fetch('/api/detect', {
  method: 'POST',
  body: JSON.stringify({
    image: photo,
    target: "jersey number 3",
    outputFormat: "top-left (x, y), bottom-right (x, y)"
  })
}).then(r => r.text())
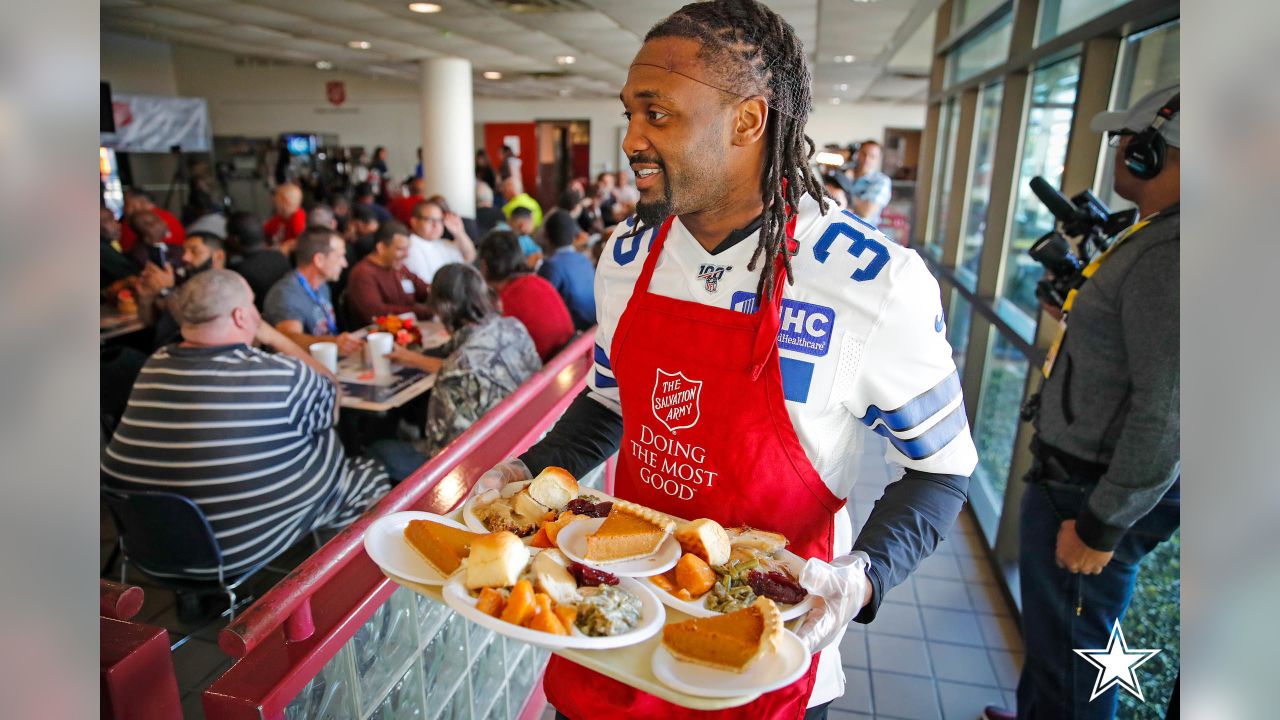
top-left (812, 212), bottom-right (889, 281)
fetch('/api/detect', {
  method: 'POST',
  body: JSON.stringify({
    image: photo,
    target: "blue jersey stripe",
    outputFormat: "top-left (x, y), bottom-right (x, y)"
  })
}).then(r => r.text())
top-left (593, 344), bottom-right (611, 370)
top-left (594, 369), bottom-right (618, 389)
top-left (779, 357), bottom-right (814, 403)
top-left (859, 372), bottom-right (962, 433)
top-left (873, 404), bottom-right (968, 461)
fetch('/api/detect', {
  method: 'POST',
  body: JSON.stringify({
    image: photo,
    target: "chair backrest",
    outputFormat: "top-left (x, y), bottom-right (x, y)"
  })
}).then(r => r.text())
top-left (102, 486), bottom-right (223, 577)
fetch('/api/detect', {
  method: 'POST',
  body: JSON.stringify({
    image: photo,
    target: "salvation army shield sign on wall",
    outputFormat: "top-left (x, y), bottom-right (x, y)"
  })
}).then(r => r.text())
top-left (652, 369), bottom-right (702, 433)
top-left (326, 81), bottom-right (346, 107)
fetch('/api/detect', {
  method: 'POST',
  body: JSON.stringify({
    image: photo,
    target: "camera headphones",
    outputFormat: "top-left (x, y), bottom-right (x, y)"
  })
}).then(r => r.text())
top-left (1123, 93), bottom-right (1179, 180)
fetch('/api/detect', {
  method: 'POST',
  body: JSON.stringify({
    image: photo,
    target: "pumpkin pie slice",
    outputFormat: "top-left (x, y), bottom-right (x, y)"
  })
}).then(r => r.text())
top-left (404, 519), bottom-right (483, 576)
top-left (584, 500), bottom-right (675, 563)
top-left (661, 597), bottom-right (783, 673)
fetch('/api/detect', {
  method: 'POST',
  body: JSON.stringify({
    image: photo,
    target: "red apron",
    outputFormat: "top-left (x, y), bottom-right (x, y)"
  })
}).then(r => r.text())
top-left (544, 216), bottom-right (844, 720)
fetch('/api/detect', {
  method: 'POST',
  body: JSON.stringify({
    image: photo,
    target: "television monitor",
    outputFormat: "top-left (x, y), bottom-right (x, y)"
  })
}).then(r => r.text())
top-left (285, 134), bottom-right (315, 156)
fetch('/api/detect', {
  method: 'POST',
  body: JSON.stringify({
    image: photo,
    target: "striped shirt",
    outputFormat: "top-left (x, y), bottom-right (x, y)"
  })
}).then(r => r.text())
top-left (102, 343), bottom-right (389, 579)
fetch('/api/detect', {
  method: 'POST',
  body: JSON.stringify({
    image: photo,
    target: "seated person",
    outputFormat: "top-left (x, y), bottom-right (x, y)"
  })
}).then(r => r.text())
top-left (475, 180), bottom-right (506, 237)
top-left (227, 211), bottom-right (291, 311)
top-left (508, 206), bottom-right (543, 268)
top-left (101, 269), bottom-right (391, 581)
top-left (405, 199), bottom-right (476, 284)
top-left (136, 220), bottom-right (228, 348)
top-left (477, 230), bottom-right (574, 362)
top-left (501, 176), bottom-right (543, 230)
top-left (263, 226), bottom-right (362, 357)
top-left (537, 210), bottom-right (597, 330)
top-left (371, 264), bottom-right (542, 481)
top-left (348, 204), bottom-right (381, 265)
top-left (119, 187), bottom-right (185, 253)
top-left (345, 221), bottom-right (433, 324)
top-left (101, 206), bottom-right (139, 288)
top-left (263, 182), bottom-right (306, 249)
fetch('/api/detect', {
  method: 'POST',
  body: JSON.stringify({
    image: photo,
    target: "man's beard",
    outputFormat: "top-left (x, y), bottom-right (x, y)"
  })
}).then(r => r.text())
top-left (635, 174), bottom-right (674, 227)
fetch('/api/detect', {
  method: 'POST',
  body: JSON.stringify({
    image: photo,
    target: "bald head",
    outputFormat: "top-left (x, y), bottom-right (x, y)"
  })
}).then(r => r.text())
top-left (273, 183), bottom-right (303, 216)
top-left (171, 269), bottom-right (259, 347)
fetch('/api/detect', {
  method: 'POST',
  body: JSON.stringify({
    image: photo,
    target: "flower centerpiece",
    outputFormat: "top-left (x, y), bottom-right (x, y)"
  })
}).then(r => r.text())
top-left (374, 314), bottom-right (422, 348)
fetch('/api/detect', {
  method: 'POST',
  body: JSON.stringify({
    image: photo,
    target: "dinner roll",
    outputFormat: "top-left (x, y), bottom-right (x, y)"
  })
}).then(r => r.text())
top-left (675, 518), bottom-right (731, 566)
top-left (465, 531), bottom-right (529, 590)
top-left (527, 466), bottom-right (579, 511)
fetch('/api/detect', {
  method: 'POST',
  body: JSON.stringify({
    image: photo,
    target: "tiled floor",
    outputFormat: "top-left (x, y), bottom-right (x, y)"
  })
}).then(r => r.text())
top-left (828, 446), bottom-right (1023, 720)
top-left (106, 439), bottom-right (1023, 720)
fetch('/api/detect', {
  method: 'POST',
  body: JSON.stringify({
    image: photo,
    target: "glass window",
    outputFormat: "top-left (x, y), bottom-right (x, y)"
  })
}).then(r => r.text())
top-left (1099, 21), bottom-right (1180, 210)
top-left (972, 326), bottom-right (1031, 516)
top-left (946, 289), bottom-right (973, 377)
top-left (954, 0), bottom-right (1005, 29)
top-left (948, 11), bottom-right (1013, 85)
top-left (958, 82), bottom-right (1004, 283)
top-left (1003, 55), bottom-right (1081, 328)
top-left (929, 98), bottom-right (960, 253)
top-left (1038, 0), bottom-right (1128, 43)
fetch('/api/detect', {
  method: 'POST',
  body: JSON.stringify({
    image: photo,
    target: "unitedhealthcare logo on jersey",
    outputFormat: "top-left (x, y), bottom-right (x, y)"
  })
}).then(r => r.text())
top-left (652, 369), bottom-right (702, 433)
top-left (730, 291), bottom-right (836, 357)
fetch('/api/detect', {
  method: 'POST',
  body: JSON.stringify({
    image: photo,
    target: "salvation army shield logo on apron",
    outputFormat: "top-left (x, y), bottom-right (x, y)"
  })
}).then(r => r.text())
top-left (651, 369), bottom-right (702, 433)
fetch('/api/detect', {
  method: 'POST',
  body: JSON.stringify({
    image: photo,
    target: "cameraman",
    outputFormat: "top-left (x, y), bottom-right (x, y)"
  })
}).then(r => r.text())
top-left (989, 85), bottom-right (1181, 720)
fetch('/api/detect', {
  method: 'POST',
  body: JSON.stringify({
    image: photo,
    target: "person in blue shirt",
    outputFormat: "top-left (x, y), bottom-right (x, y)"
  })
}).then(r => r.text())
top-left (509, 206), bottom-right (543, 268)
top-left (537, 210), bottom-right (596, 330)
top-left (846, 140), bottom-right (893, 226)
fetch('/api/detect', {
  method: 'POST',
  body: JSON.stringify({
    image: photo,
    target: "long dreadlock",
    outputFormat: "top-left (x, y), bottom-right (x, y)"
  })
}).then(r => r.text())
top-left (623, 0), bottom-right (827, 303)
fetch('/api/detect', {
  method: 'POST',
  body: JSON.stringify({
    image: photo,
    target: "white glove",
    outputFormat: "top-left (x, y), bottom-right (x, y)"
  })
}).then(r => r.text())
top-left (471, 458), bottom-right (532, 497)
top-left (795, 551), bottom-right (872, 655)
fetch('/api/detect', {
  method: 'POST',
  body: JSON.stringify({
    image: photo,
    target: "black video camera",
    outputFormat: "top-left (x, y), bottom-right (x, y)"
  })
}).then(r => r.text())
top-left (1026, 176), bottom-right (1137, 308)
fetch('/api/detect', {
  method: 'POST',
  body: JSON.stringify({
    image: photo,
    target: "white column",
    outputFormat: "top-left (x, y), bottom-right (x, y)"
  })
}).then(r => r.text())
top-left (419, 57), bottom-right (475, 218)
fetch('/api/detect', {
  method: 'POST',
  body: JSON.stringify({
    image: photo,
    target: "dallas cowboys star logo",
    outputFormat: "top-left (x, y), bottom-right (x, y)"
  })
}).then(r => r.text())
top-left (1074, 620), bottom-right (1162, 702)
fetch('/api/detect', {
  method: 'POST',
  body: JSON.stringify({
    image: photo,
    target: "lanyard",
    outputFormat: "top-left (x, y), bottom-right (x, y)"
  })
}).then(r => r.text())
top-left (1042, 212), bottom-right (1158, 379)
top-left (294, 271), bottom-right (336, 333)
top-left (1060, 214), bottom-right (1155, 313)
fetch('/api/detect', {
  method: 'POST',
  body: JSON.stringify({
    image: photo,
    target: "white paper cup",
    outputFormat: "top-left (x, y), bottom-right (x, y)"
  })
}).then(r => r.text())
top-left (309, 342), bottom-right (338, 374)
top-left (366, 332), bottom-right (394, 383)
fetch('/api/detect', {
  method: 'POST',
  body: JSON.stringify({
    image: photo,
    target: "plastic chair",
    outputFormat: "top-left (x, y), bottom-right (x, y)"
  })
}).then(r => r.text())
top-left (101, 486), bottom-right (282, 649)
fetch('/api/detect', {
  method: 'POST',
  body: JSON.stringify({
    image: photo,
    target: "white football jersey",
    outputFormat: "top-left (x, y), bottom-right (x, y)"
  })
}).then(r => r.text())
top-left (590, 193), bottom-right (978, 498)
top-left (587, 194), bottom-right (978, 706)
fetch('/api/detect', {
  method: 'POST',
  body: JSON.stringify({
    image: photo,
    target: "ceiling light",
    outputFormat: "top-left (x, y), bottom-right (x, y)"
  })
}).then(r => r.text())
top-left (315, 60), bottom-right (333, 70)
top-left (835, 83), bottom-right (848, 91)
top-left (483, 71), bottom-right (503, 80)
top-left (834, 54), bottom-right (856, 63)
top-left (559, 88), bottom-right (572, 97)
top-left (830, 98), bottom-right (842, 105)
top-left (348, 40), bottom-right (372, 50)
top-left (556, 55), bottom-right (576, 65)
top-left (408, 2), bottom-right (442, 12)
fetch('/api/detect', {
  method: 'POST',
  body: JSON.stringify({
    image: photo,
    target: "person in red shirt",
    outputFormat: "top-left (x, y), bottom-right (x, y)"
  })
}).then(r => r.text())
top-left (345, 221), bottom-right (433, 325)
top-left (476, 230), bottom-right (574, 361)
top-left (263, 183), bottom-right (306, 249)
top-left (119, 188), bottom-right (185, 252)
top-left (388, 177), bottom-right (426, 226)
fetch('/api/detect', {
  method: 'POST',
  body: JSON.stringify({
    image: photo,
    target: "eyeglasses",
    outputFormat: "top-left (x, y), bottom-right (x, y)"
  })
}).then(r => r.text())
top-left (1107, 131), bottom-right (1134, 147)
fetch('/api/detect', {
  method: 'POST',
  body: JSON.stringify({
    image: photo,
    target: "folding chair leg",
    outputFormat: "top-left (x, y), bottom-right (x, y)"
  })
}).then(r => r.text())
top-left (226, 588), bottom-right (237, 622)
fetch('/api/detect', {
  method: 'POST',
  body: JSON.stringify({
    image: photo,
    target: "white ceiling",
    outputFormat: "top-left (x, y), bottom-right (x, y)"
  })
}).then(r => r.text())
top-left (102, 0), bottom-right (938, 103)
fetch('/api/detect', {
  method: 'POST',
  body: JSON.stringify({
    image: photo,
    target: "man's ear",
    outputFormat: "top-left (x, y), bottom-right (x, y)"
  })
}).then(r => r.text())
top-left (731, 96), bottom-right (769, 147)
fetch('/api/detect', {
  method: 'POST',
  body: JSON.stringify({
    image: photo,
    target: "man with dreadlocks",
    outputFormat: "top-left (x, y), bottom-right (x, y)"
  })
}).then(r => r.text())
top-left (477, 2), bottom-right (977, 717)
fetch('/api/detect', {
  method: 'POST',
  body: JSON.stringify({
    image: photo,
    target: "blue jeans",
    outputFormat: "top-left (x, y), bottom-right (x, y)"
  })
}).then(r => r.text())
top-left (364, 439), bottom-right (428, 484)
top-left (1016, 475), bottom-right (1179, 720)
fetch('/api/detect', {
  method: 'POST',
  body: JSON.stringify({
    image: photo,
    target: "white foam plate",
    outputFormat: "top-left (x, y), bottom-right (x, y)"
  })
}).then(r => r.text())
top-left (651, 629), bottom-right (811, 698)
top-left (648, 550), bottom-right (817, 621)
top-left (460, 481), bottom-right (613, 539)
top-left (557, 517), bottom-right (681, 578)
top-left (441, 572), bottom-right (665, 650)
top-left (364, 511), bottom-right (470, 585)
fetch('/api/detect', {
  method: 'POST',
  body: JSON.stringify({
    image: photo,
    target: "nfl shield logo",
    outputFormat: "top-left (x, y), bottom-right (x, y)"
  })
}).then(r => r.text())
top-left (652, 369), bottom-right (702, 433)
top-left (326, 81), bottom-right (346, 107)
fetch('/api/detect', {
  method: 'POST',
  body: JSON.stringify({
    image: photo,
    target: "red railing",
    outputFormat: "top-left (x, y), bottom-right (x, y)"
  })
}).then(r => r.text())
top-left (203, 332), bottom-right (597, 720)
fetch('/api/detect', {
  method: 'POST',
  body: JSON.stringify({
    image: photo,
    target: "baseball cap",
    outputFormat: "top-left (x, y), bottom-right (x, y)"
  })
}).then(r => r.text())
top-left (1091, 83), bottom-right (1180, 147)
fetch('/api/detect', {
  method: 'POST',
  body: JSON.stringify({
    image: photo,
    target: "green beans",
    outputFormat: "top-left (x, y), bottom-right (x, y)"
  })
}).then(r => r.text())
top-left (706, 560), bottom-right (759, 613)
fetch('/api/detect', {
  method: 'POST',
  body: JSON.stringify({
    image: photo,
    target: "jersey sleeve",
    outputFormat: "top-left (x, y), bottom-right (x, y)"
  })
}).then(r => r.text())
top-left (845, 255), bottom-right (978, 476)
top-left (585, 220), bottom-right (636, 416)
